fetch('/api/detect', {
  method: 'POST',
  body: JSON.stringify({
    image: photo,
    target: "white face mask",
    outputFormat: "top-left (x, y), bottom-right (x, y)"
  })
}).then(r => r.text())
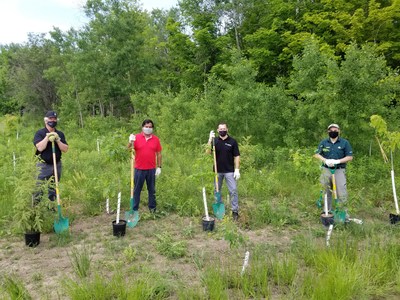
top-left (143, 127), bottom-right (153, 135)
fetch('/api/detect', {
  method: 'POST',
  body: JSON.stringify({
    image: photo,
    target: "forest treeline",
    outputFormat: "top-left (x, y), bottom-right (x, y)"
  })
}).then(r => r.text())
top-left (0, 0), bottom-right (400, 154)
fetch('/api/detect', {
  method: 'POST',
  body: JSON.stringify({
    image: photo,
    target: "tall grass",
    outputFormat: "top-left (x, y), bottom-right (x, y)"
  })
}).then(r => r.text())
top-left (69, 246), bottom-right (92, 278)
top-left (0, 274), bottom-right (32, 299)
top-left (63, 271), bottom-right (173, 300)
top-left (3, 115), bottom-right (400, 298)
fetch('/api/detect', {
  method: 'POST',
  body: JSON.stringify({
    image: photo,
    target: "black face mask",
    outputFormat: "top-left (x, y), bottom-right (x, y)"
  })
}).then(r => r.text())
top-left (47, 121), bottom-right (57, 128)
top-left (219, 130), bottom-right (227, 137)
top-left (329, 131), bottom-right (339, 138)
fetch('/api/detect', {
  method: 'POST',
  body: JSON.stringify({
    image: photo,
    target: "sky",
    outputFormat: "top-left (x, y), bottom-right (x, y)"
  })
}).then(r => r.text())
top-left (0, 0), bottom-right (178, 45)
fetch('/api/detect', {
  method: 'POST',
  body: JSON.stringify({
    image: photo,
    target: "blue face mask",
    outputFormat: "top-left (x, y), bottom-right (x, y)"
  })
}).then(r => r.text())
top-left (47, 121), bottom-right (57, 128)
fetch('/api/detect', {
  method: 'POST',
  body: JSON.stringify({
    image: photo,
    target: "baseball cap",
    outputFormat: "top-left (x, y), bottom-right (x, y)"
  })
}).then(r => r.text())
top-left (45, 111), bottom-right (57, 118)
top-left (327, 123), bottom-right (340, 130)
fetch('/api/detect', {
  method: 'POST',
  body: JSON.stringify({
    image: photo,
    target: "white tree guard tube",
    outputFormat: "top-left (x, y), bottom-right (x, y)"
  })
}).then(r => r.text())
top-left (241, 251), bottom-right (250, 275)
top-left (324, 193), bottom-right (329, 216)
top-left (326, 224), bottom-right (334, 247)
top-left (116, 192), bottom-right (121, 224)
top-left (202, 187), bottom-right (209, 221)
top-left (391, 170), bottom-right (400, 214)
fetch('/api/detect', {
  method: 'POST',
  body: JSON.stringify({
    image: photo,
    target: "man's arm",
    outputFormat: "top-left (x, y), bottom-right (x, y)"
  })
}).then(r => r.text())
top-left (56, 139), bottom-right (69, 153)
top-left (313, 153), bottom-right (326, 163)
top-left (338, 156), bottom-right (353, 164)
top-left (234, 155), bottom-right (240, 169)
top-left (156, 151), bottom-right (162, 168)
top-left (35, 135), bottom-right (50, 152)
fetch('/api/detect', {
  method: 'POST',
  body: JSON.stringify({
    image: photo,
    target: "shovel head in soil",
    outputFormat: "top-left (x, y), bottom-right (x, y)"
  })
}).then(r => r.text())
top-left (125, 208), bottom-right (139, 228)
top-left (334, 209), bottom-right (347, 224)
top-left (389, 213), bottom-right (400, 224)
top-left (212, 202), bottom-right (225, 220)
top-left (54, 205), bottom-right (69, 234)
top-left (212, 192), bottom-right (225, 220)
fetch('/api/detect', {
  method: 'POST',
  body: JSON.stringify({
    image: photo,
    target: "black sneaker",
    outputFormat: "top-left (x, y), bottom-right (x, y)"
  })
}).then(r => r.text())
top-left (232, 211), bottom-right (239, 221)
top-left (149, 208), bottom-right (157, 214)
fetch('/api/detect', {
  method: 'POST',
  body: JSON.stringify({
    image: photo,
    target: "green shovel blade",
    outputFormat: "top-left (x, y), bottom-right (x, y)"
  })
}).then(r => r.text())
top-left (125, 198), bottom-right (139, 228)
top-left (54, 205), bottom-right (69, 234)
top-left (213, 191), bottom-right (225, 220)
top-left (125, 210), bottom-right (139, 228)
top-left (212, 202), bottom-right (225, 220)
top-left (334, 209), bottom-right (346, 223)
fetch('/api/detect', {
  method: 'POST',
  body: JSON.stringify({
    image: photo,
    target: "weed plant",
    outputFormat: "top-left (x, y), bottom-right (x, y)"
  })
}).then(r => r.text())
top-left (69, 245), bottom-right (92, 278)
top-left (63, 271), bottom-right (173, 300)
top-left (0, 274), bottom-right (32, 299)
top-left (218, 217), bottom-right (247, 248)
top-left (155, 232), bottom-right (187, 259)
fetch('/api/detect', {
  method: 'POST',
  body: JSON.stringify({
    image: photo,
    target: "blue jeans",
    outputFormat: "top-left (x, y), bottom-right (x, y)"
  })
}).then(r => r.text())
top-left (133, 168), bottom-right (156, 211)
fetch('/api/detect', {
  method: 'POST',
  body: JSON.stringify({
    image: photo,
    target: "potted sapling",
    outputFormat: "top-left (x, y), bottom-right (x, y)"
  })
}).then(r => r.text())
top-left (12, 157), bottom-right (50, 247)
top-left (13, 184), bottom-right (49, 247)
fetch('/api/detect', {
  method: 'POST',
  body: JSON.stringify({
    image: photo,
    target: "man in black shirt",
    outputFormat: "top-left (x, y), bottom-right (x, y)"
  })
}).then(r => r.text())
top-left (33, 111), bottom-right (69, 202)
top-left (207, 122), bottom-right (241, 219)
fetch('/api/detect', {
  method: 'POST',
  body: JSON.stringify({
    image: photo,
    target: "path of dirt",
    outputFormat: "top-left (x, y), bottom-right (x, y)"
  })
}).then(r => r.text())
top-left (0, 212), bottom-right (307, 299)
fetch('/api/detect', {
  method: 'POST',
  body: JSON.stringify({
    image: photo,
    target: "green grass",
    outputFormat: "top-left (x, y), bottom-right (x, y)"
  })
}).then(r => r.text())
top-left (2, 115), bottom-right (400, 299)
top-left (69, 245), bottom-right (92, 278)
top-left (1, 274), bottom-right (32, 300)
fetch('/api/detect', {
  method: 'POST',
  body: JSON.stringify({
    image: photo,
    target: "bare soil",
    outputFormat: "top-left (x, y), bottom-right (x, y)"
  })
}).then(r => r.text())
top-left (0, 212), bottom-right (304, 299)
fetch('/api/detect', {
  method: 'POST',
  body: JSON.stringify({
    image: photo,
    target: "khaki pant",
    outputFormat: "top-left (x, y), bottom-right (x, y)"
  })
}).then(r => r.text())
top-left (320, 168), bottom-right (347, 211)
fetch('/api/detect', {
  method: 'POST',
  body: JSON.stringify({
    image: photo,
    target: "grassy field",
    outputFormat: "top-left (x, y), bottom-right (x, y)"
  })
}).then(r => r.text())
top-left (1, 115), bottom-right (400, 299)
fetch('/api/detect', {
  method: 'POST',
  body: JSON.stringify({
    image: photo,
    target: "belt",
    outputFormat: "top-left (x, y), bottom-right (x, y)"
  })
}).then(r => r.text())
top-left (324, 166), bottom-right (345, 170)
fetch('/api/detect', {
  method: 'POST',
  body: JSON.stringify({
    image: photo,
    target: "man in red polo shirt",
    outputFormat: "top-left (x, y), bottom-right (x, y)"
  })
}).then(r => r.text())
top-left (128, 119), bottom-right (162, 213)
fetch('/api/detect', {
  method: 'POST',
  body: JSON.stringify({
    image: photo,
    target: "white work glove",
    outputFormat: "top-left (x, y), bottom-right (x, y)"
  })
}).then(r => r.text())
top-left (324, 159), bottom-right (335, 167)
top-left (332, 159), bottom-right (341, 165)
top-left (155, 167), bottom-right (161, 177)
top-left (234, 169), bottom-right (240, 180)
top-left (129, 134), bottom-right (136, 142)
top-left (208, 130), bottom-right (215, 143)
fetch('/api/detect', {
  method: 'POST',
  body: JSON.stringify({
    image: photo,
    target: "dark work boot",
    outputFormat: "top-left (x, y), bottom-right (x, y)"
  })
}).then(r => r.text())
top-left (232, 211), bottom-right (239, 221)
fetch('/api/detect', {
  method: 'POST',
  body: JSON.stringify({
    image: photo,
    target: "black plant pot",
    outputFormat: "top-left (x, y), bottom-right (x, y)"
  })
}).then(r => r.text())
top-left (25, 231), bottom-right (41, 247)
top-left (112, 220), bottom-right (127, 237)
top-left (389, 213), bottom-right (400, 224)
top-left (320, 212), bottom-right (335, 227)
top-left (202, 216), bottom-right (215, 232)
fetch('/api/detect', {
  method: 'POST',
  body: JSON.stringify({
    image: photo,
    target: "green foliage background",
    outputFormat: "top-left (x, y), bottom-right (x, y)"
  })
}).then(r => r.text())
top-left (2, 2), bottom-right (400, 298)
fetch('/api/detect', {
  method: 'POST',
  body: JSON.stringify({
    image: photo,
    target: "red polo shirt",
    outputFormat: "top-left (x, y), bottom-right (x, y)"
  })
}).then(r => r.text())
top-left (134, 133), bottom-right (162, 170)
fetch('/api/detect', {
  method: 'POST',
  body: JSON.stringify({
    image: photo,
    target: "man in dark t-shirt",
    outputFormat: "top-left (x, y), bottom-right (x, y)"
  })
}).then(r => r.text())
top-left (33, 111), bottom-right (69, 202)
top-left (207, 122), bottom-right (241, 220)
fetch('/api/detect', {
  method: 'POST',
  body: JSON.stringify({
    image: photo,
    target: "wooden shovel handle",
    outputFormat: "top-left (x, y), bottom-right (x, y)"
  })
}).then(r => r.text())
top-left (131, 141), bottom-right (135, 199)
top-left (51, 141), bottom-right (61, 206)
top-left (212, 138), bottom-right (219, 193)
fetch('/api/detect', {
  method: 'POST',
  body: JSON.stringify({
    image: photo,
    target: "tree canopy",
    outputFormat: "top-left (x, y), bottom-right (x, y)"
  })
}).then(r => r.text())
top-left (0, 0), bottom-right (399, 154)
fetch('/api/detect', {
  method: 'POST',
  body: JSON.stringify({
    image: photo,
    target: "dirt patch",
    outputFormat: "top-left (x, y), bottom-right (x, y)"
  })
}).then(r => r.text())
top-left (0, 212), bottom-right (304, 299)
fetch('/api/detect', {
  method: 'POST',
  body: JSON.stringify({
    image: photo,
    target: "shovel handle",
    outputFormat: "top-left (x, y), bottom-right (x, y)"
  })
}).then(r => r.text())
top-left (51, 141), bottom-right (61, 207)
top-left (130, 142), bottom-right (135, 199)
top-left (212, 138), bottom-right (219, 193)
top-left (331, 173), bottom-right (337, 200)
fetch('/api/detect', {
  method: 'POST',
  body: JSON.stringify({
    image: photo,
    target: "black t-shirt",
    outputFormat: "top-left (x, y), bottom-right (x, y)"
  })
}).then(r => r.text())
top-left (214, 136), bottom-right (240, 173)
top-left (33, 128), bottom-right (67, 164)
